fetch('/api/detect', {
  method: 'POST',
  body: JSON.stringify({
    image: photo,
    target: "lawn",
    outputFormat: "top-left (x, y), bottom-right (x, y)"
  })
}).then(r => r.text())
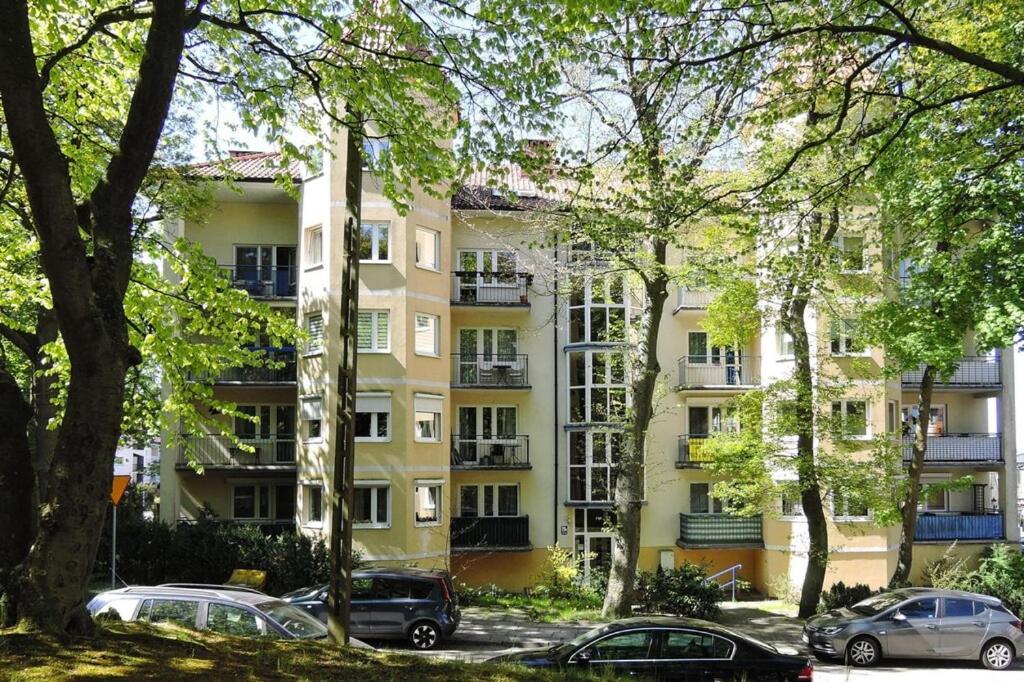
top-left (0, 622), bottom-right (568, 681)
top-left (465, 591), bottom-right (606, 624)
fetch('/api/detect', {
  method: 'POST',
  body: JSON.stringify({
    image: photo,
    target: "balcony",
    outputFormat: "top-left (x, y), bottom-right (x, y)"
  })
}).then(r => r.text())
top-left (451, 435), bottom-right (530, 469)
top-left (451, 515), bottom-right (531, 551)
top-left (451, 271), bottom-right (532, 306)
top-left (451, 354), bottom-right (529, 389)
top-left (675, 289), bottom-right (715, 310)
top-left (678, 513), bottom-right (763, 548)
top-left (221, 264), bottom-right (296, 298)
top-left (677, 357), bottom-right (760, 390)
top-left (212, 348), bottom-right (297, 384)
top-left (902, 356), bottom-right (1000, 389)
top-left (176, 434), bottom-right (297, 470)
top-left (915, 513), bottom-right (1004, 541)
top-left (902, 434), bottom-right (1003, 466)
top-left (676, 435), bottom-right (716, 468)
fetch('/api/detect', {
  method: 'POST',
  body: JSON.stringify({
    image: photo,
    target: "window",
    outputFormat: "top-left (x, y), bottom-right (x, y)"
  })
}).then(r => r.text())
top-left (305, 313), bottom-right (324, 354)
top-left (362, 138), bottom-right (391, 169)
top-left (459, 484), bottom-right (519, 517)
top-left (778, 329), bottom-right (794, 358)
top-left (568, 350), bottom-right (627, 423)
top-left (919, 480), bottom-right (948, 511)
top-left (359, 221), bottom-right (390, 262)
top-left (354, 483), bottom-right (390, 528)
top-left (357, 310), bottom-right (390, 352)
top-left (661, 631), bottom-right (733, 659)
top-left (414, 313), bottom-right (440, 356)
top-left (781, 492), bottom-right (804, 517)
top-left (413, 394), bottom-right (442, 442)
top-left (899, 598), bottom-right (938, 620)
top-left (207, 603), bottom-right (262, 637)
top-left (690, 483), bottom-right (723, 514)
top-left (886, 400), bottom-right (898, 433)
top-left (832, 489), bottom-right (869, 519)
top-left (305, 484), bottom-right (324, 525)
top-left (568, 273), bottom-right (627, 343)
top-left (301, 397), bottom-right (323, 441)
top-left (414, 481), bottom-right (442, 525)
top-left (832, 400), bottom-right (869, 438)
top-left (830, 319), bottom-right (865, 355)
top-left (944, 598), bottom-right (977, 618)
top-left (304, 225), bottom-right (323, 268)
top-left (568, 431), bottom-right (624, 502)
top-left (355, 393), bottom-right (390, 442)
top-left (834, 234), bottom-right (866, 271)
top-left (139, 599), bottom-right (199, 628)
top-left (585, 631), bottom-right (656, 661)
top-left (95, 598), bottom-right (140, 621)
top-left (232, 484), bottom-right (270, 519)
top-left (415, 227), bottom-right (440, 270)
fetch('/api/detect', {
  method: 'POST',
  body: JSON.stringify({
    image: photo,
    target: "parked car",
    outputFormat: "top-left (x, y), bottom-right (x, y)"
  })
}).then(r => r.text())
top-left (487, 617), bottom-right (814, 681)
top-left (281, 567), bottom-right (460, 650)
top-left (87, 585), bottom-right (346, 643)
top-left (803, 587), bottom-right (1024, 670)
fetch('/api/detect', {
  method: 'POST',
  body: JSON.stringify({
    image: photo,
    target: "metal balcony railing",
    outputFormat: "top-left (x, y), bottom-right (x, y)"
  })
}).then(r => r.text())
top-left (451, 515), bottom-right (530, 550)
top-left (213, 348), bottom-right (297, 384)
top-left (902, 356), bottom-right (1000, 387)
top-left (221, 264), bottom-right (297, 297)
top-left (902, 434), bottom-right (1002, 464)
top-left (450, 271), bottom-right (532, 305)
top-left (678, 513), bottom-right (763, 547)
top-left (677, 356), bottom-right (760, 389)
top-left (451, 434), bottom-right (530, 468)
top-left (677, 434), bottom-right (717, 467)
top-left (176, 434), bottom-right (297, 468)
top-left (451, 354), bottom-right (529, 388)
top-left (676, 289), bottom-right (716, 309)
top-left (914, 513), bottom-right (1003, 541)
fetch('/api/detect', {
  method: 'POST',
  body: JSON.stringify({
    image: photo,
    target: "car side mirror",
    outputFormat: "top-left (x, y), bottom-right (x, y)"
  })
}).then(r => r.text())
top-left (892, 611), bottom-right (906, 622)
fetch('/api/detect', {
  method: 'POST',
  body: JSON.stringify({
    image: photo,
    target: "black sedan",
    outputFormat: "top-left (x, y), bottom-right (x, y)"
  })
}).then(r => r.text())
top-left (488, 617), bottom-right (813, 681)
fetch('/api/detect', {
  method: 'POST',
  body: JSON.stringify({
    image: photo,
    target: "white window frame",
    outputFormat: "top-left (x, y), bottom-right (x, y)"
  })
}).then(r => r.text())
top-left (832, 490), bottom-right (870, 521)
top-left (415, 226), bottom-right (441, 272)
top-left (689, 482), bottom-right (724, 515)
top-left (303, 483), bottom-right (325, 527)
top-left (304, 225), bottom-right (323, 269)
top-left (777, 329), bottom-right (794, 359)
top-left (353, 481), bottom-right (391, 529)
top-left (567, 350), bottom-right (629, 424)
top-left (919, 476), bottom-right (950, 512)
top-left (567, 273), bottom-right (628, 344)
top-left (413, 479), bottom-right (443, 527)
top-left (355, 393), bottom-right (391, 443)
top-left (360, 221), bottom-right (391, 263)
top-left (886, 400), bottom-right (899, 434)
top-left (458, 483), bottom-right (520, 518)
top-left (832, 399), bottom-right (871, 439)
top-left (230, 483), bottom-right (272, 520)
top-left (781, 491), bottom-right (804, 519)
top-left (414, 312), bottom-right (440, 357)
top-left (305, 311), bottom-right (324, 355)
top-left (567, 430), bottom-right (624, 503)
top-left (414, 393), bottom-right (443, 443)
top-left (834, 234), bottom-right (866, 272)
top-left (300, 396), bottom-right (323, 442)
top-left (830, 318), bottom-right (868, 356)
top-left (357, 309), bottom-right (390, 353)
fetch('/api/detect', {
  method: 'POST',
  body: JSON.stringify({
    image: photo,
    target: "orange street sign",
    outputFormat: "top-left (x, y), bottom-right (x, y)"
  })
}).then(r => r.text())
top-left (111, 475), bottom-right (131, 506)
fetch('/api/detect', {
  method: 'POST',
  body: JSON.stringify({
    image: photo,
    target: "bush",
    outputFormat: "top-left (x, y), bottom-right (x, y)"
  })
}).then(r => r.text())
top-left (820, 582), bottom-right (876, 612)
top-left (533, 545), bottom-right (592, 600)
top-left (922, 543), bottom-right (976, 591)
top-left (766, 574), bottom-right (800, 605)
top-left (973, 544), bottom-right (1024, 617)
top-left (635, 563), bottom-right (722, 620)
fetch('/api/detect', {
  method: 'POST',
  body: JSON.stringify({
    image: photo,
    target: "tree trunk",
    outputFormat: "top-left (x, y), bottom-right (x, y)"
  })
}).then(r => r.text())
top-left (0, 365), bottom-right (34, 627)
top-left (890, 365), bottom-right (936, 586)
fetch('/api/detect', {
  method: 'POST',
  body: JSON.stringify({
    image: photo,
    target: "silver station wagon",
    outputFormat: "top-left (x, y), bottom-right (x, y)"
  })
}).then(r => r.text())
top-left (803, 588), bottom-right (1024, 670)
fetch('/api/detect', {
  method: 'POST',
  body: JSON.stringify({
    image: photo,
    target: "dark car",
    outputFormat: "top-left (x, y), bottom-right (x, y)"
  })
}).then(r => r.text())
top-left (488, 617), bottom-right (814, 681)
top-left (281, 567), bottom-right (460, 650)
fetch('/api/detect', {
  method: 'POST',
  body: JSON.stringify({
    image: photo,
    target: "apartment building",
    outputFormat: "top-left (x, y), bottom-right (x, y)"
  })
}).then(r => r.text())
top-left (159, 139), bottom-right (1019, 594)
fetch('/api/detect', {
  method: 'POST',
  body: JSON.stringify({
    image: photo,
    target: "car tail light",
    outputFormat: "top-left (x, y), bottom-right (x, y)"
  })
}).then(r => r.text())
top-left (1011, 620), bottom-right (1023, 632)
top-left (797, 662), bottom-right (813, 682)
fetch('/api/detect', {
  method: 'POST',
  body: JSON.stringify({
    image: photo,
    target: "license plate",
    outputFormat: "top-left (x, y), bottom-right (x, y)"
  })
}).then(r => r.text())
top-left (802, 633), bottom-right (809, 643)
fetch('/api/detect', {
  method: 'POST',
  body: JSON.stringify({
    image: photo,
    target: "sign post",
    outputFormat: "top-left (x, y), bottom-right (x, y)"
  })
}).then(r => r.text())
top-left (110, 474), bottom-right (131, 589)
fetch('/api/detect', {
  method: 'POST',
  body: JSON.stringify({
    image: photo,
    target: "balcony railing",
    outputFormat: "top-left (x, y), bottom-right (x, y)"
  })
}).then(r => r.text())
top-left (451, 434), bottom-right (530, 468)
top-left (902, 356), bottom-right (1000, 388)
top-left (676, 289), bottom-right (716, 309)
top-left (451, 515), bottom-right (530, 550)
top-left (221, 264), bottom-right (297, 298)
top-left (677, 356), bottom-right (760, 389)
top-left (451, 354), bottom-right (529, 388)
top-left (902, 434), bottom-right (1002, 465)
top-left (915, 513), bottom-right (1003, 541)
top-left (213, 348), bottom-right (297, 384)
top-left (451, 271), bottom-right (531, 305)
top-left (678, 513), bottom-right (763, 547)
top-left (677, 435), bottom-right (717, 467)
top-left (176, 434), bottom-right (297, 469)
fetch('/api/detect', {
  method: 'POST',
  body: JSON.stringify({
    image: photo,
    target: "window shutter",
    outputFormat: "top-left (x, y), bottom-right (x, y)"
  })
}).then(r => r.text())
top-left (356, 393), bottom-right (390, 414)
top-left (414, 394), bottom-right (443, 414)
top-left (301, 398), bottom-right (322, 421)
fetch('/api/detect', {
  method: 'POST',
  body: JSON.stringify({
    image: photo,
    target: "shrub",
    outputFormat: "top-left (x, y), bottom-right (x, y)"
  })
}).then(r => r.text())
top-left (533, 545), bottom-right (588, 600)
top-left (973, 544), bottom-right (1024, 617)
top-left (766, 574), bottom-right (800, 605)
top-left (820, 582), bottom-right (876, 612)
top-left (922, 543), bottom-right (976, 591)
top-left (635, 563), bottom-right (722, 620)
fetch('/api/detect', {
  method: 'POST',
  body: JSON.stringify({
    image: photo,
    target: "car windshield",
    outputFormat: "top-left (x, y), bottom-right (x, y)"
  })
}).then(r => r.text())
top-left (849, 592), bottom-right (907, 616)
top-left (256, 600), bottom-right (328, 639)
top-left (552, 623), bottom-right (619, 655)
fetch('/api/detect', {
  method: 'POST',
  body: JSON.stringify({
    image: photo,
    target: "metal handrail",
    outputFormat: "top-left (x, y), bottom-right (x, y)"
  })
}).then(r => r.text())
top-left (703, 563), bottom-right (743, 602)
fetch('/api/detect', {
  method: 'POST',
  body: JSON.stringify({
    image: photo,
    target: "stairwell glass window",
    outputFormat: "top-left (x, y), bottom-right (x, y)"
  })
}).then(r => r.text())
top-left (414, 480), bottom-right (442, 525)
top-left (359, 221), bottom-right (390, 262)
top-left (415, 227), bottom-right (440, 271)
top-left (568, 350), bottom-right (628, 424)
top-left (357, 310), bottom-right (389, 353)
top-left (568, 430), bottom-right (624, 502)
top-left (355, 393), bottom-right (390, 442)
top-left (305, 312), bottom-right (324, 354)
top-left (831, 399), bottom-right (870, 439)
top-left (304, 225), bottom-right (322, 268)
top-left (830, 318), bottom-right (866, 355)
top-left (414, 394), bottom-right (443, 443)
top-left (300, 397), bottom-right (323, 441)
top-left (833, 234), bottom-right (866, 271)
top-left (414, 313), bottom-right (440, 356)
top-left (354, 483), bottom-right (390, 528)
top-left (568, 273), bottom-right (627, 343)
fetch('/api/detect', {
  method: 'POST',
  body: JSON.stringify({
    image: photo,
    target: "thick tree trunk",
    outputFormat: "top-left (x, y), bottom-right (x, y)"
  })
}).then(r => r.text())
top-left (890, 365), bottom-right (936, 586)
top-left (0, 365), bottom-right (34, 627)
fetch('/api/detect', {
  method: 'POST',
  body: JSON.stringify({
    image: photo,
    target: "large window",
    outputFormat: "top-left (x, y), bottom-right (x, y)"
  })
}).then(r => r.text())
top-left (354, 483), bottom-right (390, 528)
top-left (689, 483), bottom-right (723, 514)
top-left (300, 397), bottom-right (323, 441)
top-left (830, 318), bottom-right (865, 355)
top-left (568, 350), bottom-right (627, 423)
top-left (415, 227), bottom-right (440, 270)
top-left (414, 313), bottom-right (440, 356)
top-left (458, 248), bottom-right (516, 277)
top-left (414, 480), bottom-right (442, 525)
top-left (357, 310), bottom-right (390, 352)
top-left (233, 404), bottom-right (296, 462)
top-left (304, 225), bottom-right (322, 268)
top-left (355, 393), bottom-right (390, 442)
top-left (458, 484), bottom-right (519, 517)
top-left (568, 430), bottom-right (623, 502)
top-left (568, 273), bottom-right (627, 343)
top-left (832, 399), bottom-right (869, 438)
top-left (232, 484), bottom-right (270, 519)
top-left (359, 221), bottom-right (390, 262)
top-left (305, 312), bottom-right (324, 354)
top-left (413, 394), bottom-right (443, 443)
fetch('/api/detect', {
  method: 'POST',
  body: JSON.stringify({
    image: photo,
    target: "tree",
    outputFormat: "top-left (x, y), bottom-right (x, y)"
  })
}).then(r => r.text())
top-left (0, 0), bottom-right (551, 634)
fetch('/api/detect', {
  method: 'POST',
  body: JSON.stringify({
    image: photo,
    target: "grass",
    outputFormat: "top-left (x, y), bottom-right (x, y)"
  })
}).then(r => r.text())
top-left (464, 592), bottom-right (607, 623)
top-left (0, 622), bottom-right (575, 681)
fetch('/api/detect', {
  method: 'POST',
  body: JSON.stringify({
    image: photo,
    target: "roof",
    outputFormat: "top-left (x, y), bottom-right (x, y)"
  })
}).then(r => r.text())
top-left (93, 585), bottom-right (274, 606)
top-left (453, 165), bottom-right (565, 211)
top-left (189, 150), bottom-right (303, 182)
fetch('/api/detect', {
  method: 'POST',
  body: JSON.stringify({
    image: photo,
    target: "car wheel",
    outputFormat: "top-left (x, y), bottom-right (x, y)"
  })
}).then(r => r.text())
top-left (981, 640), bottom-right (1015, 671)
top-left (409, 621), bottom-right (441, 650)
top-left (846, 636), bottom-right (880, 667)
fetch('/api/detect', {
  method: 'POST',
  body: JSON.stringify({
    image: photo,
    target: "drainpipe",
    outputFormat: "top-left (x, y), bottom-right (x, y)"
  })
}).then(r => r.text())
top-left (553, 239), bottom-right (560, 546)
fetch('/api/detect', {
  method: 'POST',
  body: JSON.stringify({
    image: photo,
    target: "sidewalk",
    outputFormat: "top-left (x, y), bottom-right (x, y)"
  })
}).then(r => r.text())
top-left (453, 605), bottom-right (598, 648)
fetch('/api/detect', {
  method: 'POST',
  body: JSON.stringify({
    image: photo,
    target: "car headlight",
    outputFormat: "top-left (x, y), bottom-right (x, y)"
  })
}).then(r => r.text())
top-left (821, 625), bottom-right (847, 635)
